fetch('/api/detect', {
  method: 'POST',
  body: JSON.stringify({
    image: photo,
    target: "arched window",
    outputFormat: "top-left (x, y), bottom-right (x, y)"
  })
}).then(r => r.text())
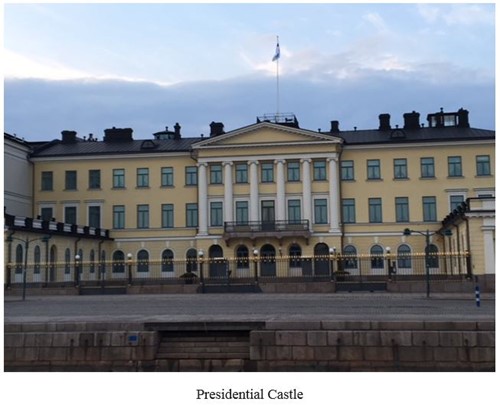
top-left (370, 245), bottom-right (384, 269)
top-left (289, 244), bottom-right (302, 267)
top-left (49, 245), bottom-right (57, 282)
top-left (100, 251), bottom-right (106, 274)
top-left (78, 249), bottom-right (83, 275)
top-left (65, 248), bottom-right (71, 274)
top-left (425, 244), bottom-right (439, 268)
top-left (186, 248), bottom-right (198, 272)
top-left (236, 245), bottom-right (249, 269)
top-left (162, 249), bottom-right (174, 272)
top-left (113, 250), bottom-right (125, 273)
top-left (15, 244), bottom-right (23, 274)
top-left (137, 250), bottom-right (149, 272)
top-left (343, 245), bottom-right (358, 269)
top-left (397, 244), bottom-right (412, 269)
top-left (34, 245), bottom-right (41, 274)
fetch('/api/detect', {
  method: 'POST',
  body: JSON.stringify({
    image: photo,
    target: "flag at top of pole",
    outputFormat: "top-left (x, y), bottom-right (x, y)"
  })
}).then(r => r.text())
top-left (272, 37), bottom-right (280, 61)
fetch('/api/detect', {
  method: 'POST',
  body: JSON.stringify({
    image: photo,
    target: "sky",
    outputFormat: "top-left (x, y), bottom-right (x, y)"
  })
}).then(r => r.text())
top-left (2, 1), bottom-right (496, 141)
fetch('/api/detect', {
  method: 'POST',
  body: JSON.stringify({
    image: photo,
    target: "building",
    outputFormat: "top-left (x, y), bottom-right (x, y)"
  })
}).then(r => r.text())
top-left (3, 108), bottom-right (495, 290)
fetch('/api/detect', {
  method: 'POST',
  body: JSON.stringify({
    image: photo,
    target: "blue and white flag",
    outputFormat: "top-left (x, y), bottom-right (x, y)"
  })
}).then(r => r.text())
top-left (272, 41), bottom-right (280, 62)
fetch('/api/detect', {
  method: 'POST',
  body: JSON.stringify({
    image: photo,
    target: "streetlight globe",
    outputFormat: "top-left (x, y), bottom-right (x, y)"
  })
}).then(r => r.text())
top-left (253, 248), bottom-right (259, 256)
top-left (127, 253), bottom-right (133, 260)
top-left (75, 254), bottom-right (81, 261)
top-left (385, 246), bottom-right (391, 253)
top-left (198, 249), bottom-right (204, 258)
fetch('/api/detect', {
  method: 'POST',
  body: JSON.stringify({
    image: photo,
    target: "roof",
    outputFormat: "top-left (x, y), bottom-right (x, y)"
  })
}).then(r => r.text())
top-left (338, 126), bottom-right (494, 145)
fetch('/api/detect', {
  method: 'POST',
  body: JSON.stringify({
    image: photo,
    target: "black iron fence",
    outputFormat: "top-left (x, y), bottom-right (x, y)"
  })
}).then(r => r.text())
top-left (5, 252), bottom-right (471, 288)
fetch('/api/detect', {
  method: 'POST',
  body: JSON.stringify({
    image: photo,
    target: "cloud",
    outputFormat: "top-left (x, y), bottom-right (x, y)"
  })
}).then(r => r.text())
top-left (417, 4), bottom-right (494, 26)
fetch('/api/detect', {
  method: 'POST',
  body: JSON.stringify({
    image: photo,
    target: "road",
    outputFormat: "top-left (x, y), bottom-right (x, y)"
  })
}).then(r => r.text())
top-left (4, 292), bottom-right (494, 323)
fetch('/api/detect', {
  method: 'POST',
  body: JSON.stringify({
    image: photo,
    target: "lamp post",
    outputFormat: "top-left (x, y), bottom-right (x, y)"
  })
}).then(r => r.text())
top-left (74, 254), bottom-right (81, 287)
top-left (5, 234), bottom-right (51, 301)
top-left (198, 249), bottom-right (205, 292)
top-left (127, 253), bottom-right (133, 285)
top-left (329, 247), bottom-right (336, 282)
top-left (385, 246), bottom-right (392, 281)
top-left (253, 248), bottom-right (259, 286)
top-left (403, 228), bottom-right (452, 298)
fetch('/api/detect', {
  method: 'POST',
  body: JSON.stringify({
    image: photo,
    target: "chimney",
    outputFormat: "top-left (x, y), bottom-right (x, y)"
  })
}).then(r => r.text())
top-left (174, 122), bottom-right (181, 139)
top-left (403, 111), bottom-right (420, 130)
top-left (378, 114), bottom-right (391, 131)
top-left (61, 130), bottom-right (77, 143)
top-left (330, 120), bottom-right (340, 133)
top-left (210, 122), bottom-right (225, 137)
top-left (103, 127), bottom-right (134, 142)
top-left (457, 108), bottom-right (470, 128)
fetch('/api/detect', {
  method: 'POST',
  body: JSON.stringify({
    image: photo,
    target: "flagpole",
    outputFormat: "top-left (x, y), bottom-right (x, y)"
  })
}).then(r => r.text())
top-left (276, 36), bottom-right (280, 118)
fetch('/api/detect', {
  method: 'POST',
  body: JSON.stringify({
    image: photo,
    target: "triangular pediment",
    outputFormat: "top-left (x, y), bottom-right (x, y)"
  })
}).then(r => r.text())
top-left (192, 122), bottom-right (342, 149)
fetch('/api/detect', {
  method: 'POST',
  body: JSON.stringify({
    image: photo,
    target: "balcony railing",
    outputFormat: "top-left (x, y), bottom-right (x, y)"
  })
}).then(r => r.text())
top-left (223, 220), bottom-right (311, 242)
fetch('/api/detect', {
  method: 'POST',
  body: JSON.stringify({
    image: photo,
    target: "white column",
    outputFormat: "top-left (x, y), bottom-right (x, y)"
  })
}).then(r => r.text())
top-left (328, 156), bottom-right (340, 233)
top-left (223, 162), bottom-right (233, 224)
top-left (301, 159), bottom-right (312, 225)
top-left (483, 224), bottom-right (495, 274)
top-left (197, 162), bottom-right (208, 236)
top-left (275, 159), bottom-right (286, 222)
top-left (249, 161), bottom-right (259, 222)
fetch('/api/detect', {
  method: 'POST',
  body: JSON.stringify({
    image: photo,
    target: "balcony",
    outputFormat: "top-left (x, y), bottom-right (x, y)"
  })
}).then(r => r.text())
top-left (223, 220), bottom-right (311, 244)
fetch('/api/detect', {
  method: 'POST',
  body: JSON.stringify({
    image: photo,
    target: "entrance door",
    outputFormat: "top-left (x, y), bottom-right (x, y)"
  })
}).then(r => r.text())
top-left (260, 244), bottom-right (276, 277)
top-left (314, 243), bottom-right (330, 276)
top-left (209, 245), bottom-right (226, 278)
top-left (261, 200), bottom-right (275, 231)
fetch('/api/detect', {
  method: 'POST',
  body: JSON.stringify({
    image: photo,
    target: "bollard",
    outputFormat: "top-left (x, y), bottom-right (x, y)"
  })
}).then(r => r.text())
top-left (475, 276), bottom-right (480, 307)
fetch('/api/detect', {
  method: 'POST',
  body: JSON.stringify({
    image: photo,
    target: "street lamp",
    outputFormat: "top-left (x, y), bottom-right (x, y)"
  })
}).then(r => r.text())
top-left (329, 247), bottom-right (336, 282)
top-left (74, 254), bottom-right (81, 287)
top-left (253, 248), bottom-right (259, 286)
top-left (198, 249), bottom-right (205, 292)
top-left (385, 246), bottom-right (392, 281)
top-left (403, 228), bottom-right (452, 298)
top-left (127, 253), bottom-right (133, 285)
top-left (6, 234), bottom-right (51, 301)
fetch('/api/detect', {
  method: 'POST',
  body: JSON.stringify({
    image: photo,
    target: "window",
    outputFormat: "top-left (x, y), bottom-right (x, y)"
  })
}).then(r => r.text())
top-left (89, 170), bottom-right (101, 189)
top-left (41, 171), bottom-right (53, 191)
top-left (397, 245), bottom-right (412, 268)
top-left (367, 160), bottom-right (381, 180)
top-left (113, 205), bottom-right (125, 229)
top-left (314, 199), bottom-right (328, 224)
top-left (287, 199), bottom-right (301, 223)
top-left (65, 248), bottom-right (71, 274)
top-left (88, 206), bottom-right (101, 228)
top-left (448, 156), bottom-right (462, 177)
top-left (394, 159), bottom-right (408, 179)
top-left (420, 158), bottom-right (435, 178)
top-left (289, 244), bottom-right (302, 268)
top-left (426, 244), bottom-right (439, 268)
top-left (210, 202), bottom-right (223, 227)
top-left (89, 250), bottom-right (95, 274)
top-left (313, 161), bottom-right (327, 181)
top-left (34, 246), bottom-right (41, 274)
top-left (343, 245), bottom-right (358, 269)
top-left (476, 155), bottom-right (491, 176)
top-left (161, 204), bottom-right (174, 228)
top-left (137, 250), bottom-right (149, 273)
top-left (370, 245), bottom-right (384, 269)
top-left (161, 167), bottom-right (174, 186)
top-left (112, 251), bottom-right (125, 273)
top-left (342, 199), bottom-right (356, 224)
top-left (162, 249), bottom-right (174, 272)
top-left (236, 245), bottom-right (249, 269)
top-left (210, 165), bottom-right (222, 184)
top-left (186, 203), bottom-right (198, 227)
top-left (450, 195), bottom-right (464, 211)
top-left (137, 168), bottom-right (149, 187)
top-left (235, 201), bottom-right (248, 224)
top-left (137, 204), bottom-right (149, 229)
top-left (341, 160), bottom-right (354, 180)
top-left (40, 207), bottom-right (53, 221)
top-left (369, 198), bottom-right (382, 223)
top-left (65, 170), bottom-right (77, 190)
top-left (15, 244), bottom-right (23, 274)
top-left (113, 169), bottom-right (125, 188)
top-left (235, 163), bottom-right (248, 183)
top-left (395, 197), bottom-right (409, 222)
top-left (186, 249), bottom-right (198, 272)
top-left (185, 166), bottom-right (198, 185)
top-left (423, 196), bottom-right (437, 222)
top-left (287, 162), bottom-right (300, 182)
top-left (64, 206), bottom-right (77, 225)
top-left (261, 163), bottom-right (274, 183)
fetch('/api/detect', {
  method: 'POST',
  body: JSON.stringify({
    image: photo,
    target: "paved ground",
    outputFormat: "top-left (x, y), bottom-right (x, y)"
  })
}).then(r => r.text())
top-left (4, 292), bottom-right (495, 323)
